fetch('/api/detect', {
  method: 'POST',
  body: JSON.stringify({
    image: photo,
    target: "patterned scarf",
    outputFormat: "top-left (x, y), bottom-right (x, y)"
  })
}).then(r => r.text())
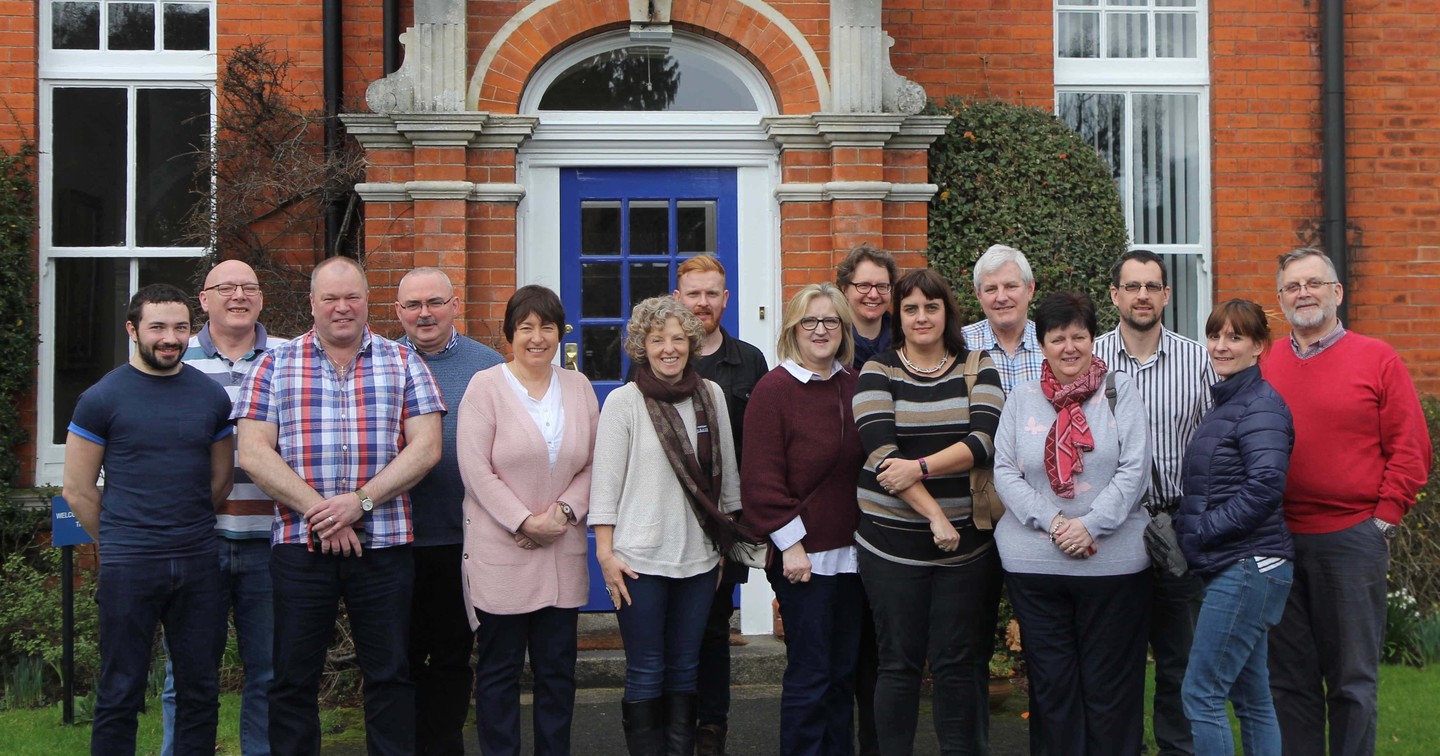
top-left (1040, 355), bottom-right (1109, 498)
top-left (635, 362), bottom-right (734, 553)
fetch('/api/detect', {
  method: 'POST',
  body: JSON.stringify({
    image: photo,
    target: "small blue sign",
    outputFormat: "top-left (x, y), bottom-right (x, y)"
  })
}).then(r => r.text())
top-left (51, 496), bottom-right (94, 547)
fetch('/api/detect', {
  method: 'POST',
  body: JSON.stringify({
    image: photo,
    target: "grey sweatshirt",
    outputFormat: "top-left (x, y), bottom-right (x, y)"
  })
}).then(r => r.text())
top-left (588, 381), bottom-right (742, 579)
top-left (992, 371), bottom-right (1152, 576)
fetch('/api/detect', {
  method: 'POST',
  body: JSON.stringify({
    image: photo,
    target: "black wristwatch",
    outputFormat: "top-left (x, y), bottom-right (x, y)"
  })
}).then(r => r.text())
top-left (1371, 517), bottom-right (1398, 540)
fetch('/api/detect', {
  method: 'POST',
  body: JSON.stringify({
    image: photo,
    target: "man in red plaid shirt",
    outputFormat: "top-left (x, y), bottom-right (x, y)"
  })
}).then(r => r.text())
top-left (235, 256), bottom-right (445, 755)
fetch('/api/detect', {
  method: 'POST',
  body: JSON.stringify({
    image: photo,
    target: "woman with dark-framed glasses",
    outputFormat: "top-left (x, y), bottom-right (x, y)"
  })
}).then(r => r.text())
top-left (741, 283), bottom-right (867, 755)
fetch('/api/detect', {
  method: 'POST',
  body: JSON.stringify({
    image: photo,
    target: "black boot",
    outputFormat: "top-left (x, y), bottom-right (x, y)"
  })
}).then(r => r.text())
top-left (664, 692), bottom-right (699, 755)
top-left (623, 698), bottom-right (667, 756)
top-left (695, 722), bottom-right (727, 756)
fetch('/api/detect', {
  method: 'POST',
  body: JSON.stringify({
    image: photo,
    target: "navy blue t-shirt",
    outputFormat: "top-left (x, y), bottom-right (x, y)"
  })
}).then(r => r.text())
top-left (68, 364), bottom-right (234, 561)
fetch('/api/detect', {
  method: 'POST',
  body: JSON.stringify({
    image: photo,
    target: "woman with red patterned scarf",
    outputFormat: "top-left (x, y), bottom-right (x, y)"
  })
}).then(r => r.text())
top-left (992, 290), bottom-right (1154, 756)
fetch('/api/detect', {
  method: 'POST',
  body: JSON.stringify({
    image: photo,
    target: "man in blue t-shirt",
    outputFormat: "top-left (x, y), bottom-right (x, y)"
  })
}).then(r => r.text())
top-left (62, 283), bottom-right (236, 756)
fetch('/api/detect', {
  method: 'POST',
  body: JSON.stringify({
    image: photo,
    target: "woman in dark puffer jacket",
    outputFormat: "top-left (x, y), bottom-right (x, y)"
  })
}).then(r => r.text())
top-left (1176, 299), bottom-right (1295, 756)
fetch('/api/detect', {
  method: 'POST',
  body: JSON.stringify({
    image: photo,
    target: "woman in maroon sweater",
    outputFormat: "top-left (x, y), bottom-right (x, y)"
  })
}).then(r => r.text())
top-left (741, 283), bottom-right (867, 756)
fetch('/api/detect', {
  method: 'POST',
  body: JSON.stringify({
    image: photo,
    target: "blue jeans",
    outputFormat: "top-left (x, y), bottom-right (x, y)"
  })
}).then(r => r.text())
top-left (162, 537), bottom-right (274, 756)
top-left (768, 565), bottom-right (863, 756)
top-left (614, 567), bottom-right (719, 701)
top-left (1183, 559), bottom-right (1293, 756)
top-left (92, 553), bottom-right (227, 756)
top-left (269, 543), bottom-right (415, 756)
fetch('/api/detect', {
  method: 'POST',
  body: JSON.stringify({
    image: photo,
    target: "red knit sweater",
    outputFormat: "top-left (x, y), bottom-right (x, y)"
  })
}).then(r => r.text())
top-left (740, 365), bottom-right (865, 553)
top-left (1261, 331), bottom-right (1432, 533)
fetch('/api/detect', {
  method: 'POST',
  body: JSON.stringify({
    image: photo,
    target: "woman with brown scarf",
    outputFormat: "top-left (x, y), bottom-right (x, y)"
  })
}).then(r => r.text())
top-left (589, 296), bottom-right (743, 756)
top-left (992, 291), bottom-right (1153, 756)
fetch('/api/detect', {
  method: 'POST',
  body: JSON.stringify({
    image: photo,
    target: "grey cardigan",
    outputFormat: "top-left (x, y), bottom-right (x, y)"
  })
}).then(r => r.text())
top-left (992, 371), bottom-right (1152, 576)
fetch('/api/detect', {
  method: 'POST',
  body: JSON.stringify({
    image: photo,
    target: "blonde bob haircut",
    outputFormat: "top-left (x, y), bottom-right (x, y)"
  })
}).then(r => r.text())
top-left (624, 296), bottom-right (707, 363)
top-left (776, 283), bottom-right (856, 368)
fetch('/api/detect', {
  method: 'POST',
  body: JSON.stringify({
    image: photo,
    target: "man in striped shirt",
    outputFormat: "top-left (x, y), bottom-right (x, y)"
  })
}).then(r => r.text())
top-left (159, 260), bottom-right (286, 755)
top-left (1094, 249), bottom-right (1217, 756)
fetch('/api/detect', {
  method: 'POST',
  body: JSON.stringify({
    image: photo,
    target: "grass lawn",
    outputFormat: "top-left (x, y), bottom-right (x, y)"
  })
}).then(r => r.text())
top-left (0, 693), bottom-right (365, 755)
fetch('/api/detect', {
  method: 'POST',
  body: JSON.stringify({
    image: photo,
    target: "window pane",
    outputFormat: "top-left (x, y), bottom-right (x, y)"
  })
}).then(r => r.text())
top-left (581, 325), bottom-right (623, 382)
top-left (628, 201), bottom-right (669, 254)
top-left (539, 45), bottom-right (757, 111)
top-left (1058, 91), bottom-right (1125, 184)
top-left (52, 258), bottom-right (129, 443)
top-left (163, 2), bottom-right (209, 51)
top-left (52, 88), bottom-right (127, 247)
top-left (1159, 253), bottom-right (1204, 339)
top-left (108, 2), bottom-right (156, 50)
top-left (52, 1), bottom-right (100, 49)
top-left (138, 256), bottom-right (198, 291)
top-left (676, 201), bottom-right (717, 253)
top-left (581, 201), bottom-right (620, 255)
top-left (1132, 94), bottom-right (1200, 246)
top-left (581, 262), bottom-right (621, 318)
top-left (1057, 12), bottom-right (1100, 58)
top-left (630, 262), bottom-right (670, 310)
top-left (136, 89), bottom-right (209, 247)
top-left (1155, 12), bottom-right (1197, 58)
top-left (1155, 0), bottom-right (1196, 7)
top-left (1106, 12), bottom-right (1148, 58)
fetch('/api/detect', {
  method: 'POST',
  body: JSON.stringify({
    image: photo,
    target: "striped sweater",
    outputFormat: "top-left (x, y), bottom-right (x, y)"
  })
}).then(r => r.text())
top-left (853, 348), bottom-right (1005, 565)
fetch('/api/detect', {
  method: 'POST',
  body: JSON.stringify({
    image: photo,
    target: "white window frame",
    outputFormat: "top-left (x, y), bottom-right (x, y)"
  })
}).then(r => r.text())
top-left (35, 7), bottom-right (216, 484)
top-left (1054, 0), bottom-right (1208, 86)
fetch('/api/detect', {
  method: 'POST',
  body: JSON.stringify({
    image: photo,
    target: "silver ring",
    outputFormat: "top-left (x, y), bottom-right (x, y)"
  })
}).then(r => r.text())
top-left (328, 515), bottom-right (335, 523)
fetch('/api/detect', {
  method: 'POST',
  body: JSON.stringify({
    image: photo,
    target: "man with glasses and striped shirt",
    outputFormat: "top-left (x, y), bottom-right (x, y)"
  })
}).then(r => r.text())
top-left (1094, 249), bottom-right (1217, 756)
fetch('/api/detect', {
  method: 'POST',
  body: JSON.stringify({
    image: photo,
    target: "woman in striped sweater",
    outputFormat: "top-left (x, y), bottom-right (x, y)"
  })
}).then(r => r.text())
top-left (852, 268), bottom-right (1006, 755)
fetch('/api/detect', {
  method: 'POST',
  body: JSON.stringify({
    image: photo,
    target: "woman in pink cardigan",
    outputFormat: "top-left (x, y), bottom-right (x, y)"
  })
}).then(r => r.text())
top-left (457, 285), bottom-right (600, 755)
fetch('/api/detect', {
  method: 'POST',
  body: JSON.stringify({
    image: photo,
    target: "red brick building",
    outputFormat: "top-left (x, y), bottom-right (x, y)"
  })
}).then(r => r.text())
top-left (7, 0), bottom-right (1439, 509)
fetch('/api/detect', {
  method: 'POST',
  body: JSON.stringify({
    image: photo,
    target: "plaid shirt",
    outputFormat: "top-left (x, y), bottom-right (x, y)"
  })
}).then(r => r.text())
top-left (232, 328), bottom-right (446, 548)
top-left (962, 319), bottom-right (1044, 395)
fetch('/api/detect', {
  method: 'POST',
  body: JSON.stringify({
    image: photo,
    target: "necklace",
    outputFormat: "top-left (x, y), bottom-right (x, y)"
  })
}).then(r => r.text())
top-left (899, 347), bottom-right (950, 375)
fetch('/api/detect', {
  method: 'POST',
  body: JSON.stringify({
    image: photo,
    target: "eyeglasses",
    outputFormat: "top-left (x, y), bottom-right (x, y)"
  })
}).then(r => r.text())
top-left (799, 317), bottom-right (843, 332)
top-left (202, 283), bottom-right (261, 296)
top-left (397, 296), bottom-right (455, 312)
top-left (1118, 282), bottom-right (1165, 294)
top-left (1278, 279), bottom-right (1337, 296)
top-left (849, 282), bottom-right (891, 295)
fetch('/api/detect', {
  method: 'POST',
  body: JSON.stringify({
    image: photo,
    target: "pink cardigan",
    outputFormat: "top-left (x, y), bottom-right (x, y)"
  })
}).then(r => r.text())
top-left (457, 364), bottom-right (599, 619)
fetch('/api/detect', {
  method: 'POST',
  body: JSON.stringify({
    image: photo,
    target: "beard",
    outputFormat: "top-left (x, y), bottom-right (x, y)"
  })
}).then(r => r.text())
top-left (1284, 299), bottom-right (1334, 330)
top-left (1120, 309), bottom-right (1161, 332)
top-left (137, 339), bottom-right (183, 371)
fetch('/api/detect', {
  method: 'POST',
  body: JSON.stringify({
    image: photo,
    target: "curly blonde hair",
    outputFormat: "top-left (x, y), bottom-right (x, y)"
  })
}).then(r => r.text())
top-left (624, 296), bottom-right (706, 363)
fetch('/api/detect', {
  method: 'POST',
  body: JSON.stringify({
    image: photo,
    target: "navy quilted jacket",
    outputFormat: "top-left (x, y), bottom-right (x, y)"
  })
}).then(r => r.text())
top-left (1177, 364), bottom-right (1295, 577)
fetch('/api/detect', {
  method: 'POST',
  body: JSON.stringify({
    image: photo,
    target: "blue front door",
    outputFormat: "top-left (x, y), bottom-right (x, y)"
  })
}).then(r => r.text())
top-left (559, 167), bottom-right (739, 610)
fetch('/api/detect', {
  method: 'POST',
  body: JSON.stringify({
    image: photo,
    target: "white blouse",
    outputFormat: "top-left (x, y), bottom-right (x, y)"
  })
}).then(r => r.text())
top-left (502, 365), bottom-right (566, 467)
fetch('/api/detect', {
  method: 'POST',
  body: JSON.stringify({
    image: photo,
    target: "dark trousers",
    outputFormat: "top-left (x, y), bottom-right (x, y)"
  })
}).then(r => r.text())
top-left (93, 554), bottom-right (226, 756)
top-left (269, 544), bottom-right (415, 756)
top-left (768, 566), bottom-right (864, 756)
top-left (854, 586), bottom-right (881, 756)
top-left (697, 580), bottom-right (738, 726)
top-left (616, 568), bottom-right (719, 701)
top-left (410, 544), bottom-right (476, 756)
top-left (858, 548), bottom-right (1002, 756)
top-left (473, 606), bottom-right (579, 756)
top-left (1007, 569), bottom-right (1151, 756)
top-left (1268, 520), bottom-right (1389, 756)
top-left (1148, 569), bottom-right (1204, 755)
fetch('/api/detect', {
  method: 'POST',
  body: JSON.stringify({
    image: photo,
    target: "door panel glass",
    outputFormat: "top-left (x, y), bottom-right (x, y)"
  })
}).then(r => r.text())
top-left (676, 201), bottom-right (716, 253)
top-left (581, 326), bottom-right (623, 382)
top-left (581, 262), bottom-right (621, 318)
top-left (630, 262), bottom-right (671, 309)
top-left (52, 88), bottom-right (127, 247)
top-left (629, 201), bottom-right (669, 255)
top-left (581, 201), bottom-right (621, 255)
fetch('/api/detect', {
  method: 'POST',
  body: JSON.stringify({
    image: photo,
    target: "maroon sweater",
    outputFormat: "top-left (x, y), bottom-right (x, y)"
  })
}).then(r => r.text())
top-left (740, 365), bottom-right (866, 553)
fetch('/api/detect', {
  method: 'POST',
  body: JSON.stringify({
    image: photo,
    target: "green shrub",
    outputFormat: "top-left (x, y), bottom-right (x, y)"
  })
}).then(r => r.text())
top-left (1385, 588), bottom-right (1424, 667)
top-left (1389, 395), bottom-right (1440, 616)
top-left (0, 549), bottom-right (100, 704)
top-left (0, 142), bottom-right (37, 488)
top-left (926, 97), bottom-right (1129, 328)
top-left (1417, 610), bottom-right (1440, 668)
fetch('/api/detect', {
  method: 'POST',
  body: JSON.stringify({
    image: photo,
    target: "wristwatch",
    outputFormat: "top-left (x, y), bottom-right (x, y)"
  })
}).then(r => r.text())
top-left (559, 502), bottom-right (576, 524)
top-left (356, 488), bottom-right (374, 513)
top-left (1371, 517), bottom-right (1398, 540)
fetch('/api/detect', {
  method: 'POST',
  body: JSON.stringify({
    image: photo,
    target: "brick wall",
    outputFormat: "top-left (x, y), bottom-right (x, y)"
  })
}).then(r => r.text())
top-left (886, 0), bottom-right (1055, 108)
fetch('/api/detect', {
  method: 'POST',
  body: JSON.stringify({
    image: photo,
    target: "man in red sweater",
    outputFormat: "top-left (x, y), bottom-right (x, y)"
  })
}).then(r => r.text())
top-left (1261, 248), bottom-right (1432, 756)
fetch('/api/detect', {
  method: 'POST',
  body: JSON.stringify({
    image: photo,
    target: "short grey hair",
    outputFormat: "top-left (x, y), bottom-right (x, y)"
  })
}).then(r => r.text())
top-left (973, 244), bottom-right (1035, 291)
top-left (624, 296), bottom-right (706, 363)
top-left (1276, 248), bottom-right (1339, 288)
top-left (397, 266), bottom-right (454, 294)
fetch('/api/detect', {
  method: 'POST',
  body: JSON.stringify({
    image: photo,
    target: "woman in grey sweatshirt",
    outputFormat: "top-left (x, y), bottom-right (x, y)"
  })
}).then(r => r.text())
top-left (992, 291), bottom-right (1152, 756)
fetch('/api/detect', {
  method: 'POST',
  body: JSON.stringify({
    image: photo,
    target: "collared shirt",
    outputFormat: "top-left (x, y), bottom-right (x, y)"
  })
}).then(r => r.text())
top-left (232, 328), bottom-right (446, 548)
top-left (1289, 320), bottom-right (1347, 359)
top-left (767, 359), bottom-right (859, 576)
top-left (501, 364), bottom-right (565, 468)
top-left (1094, 327), bottom-right (1216, 504)
top-left (184, 323), bottom-right (286, 540)
top-left (962, 319), bottom-right (1044, 395)
top-left (397, 326), bottom-right (461, 357)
